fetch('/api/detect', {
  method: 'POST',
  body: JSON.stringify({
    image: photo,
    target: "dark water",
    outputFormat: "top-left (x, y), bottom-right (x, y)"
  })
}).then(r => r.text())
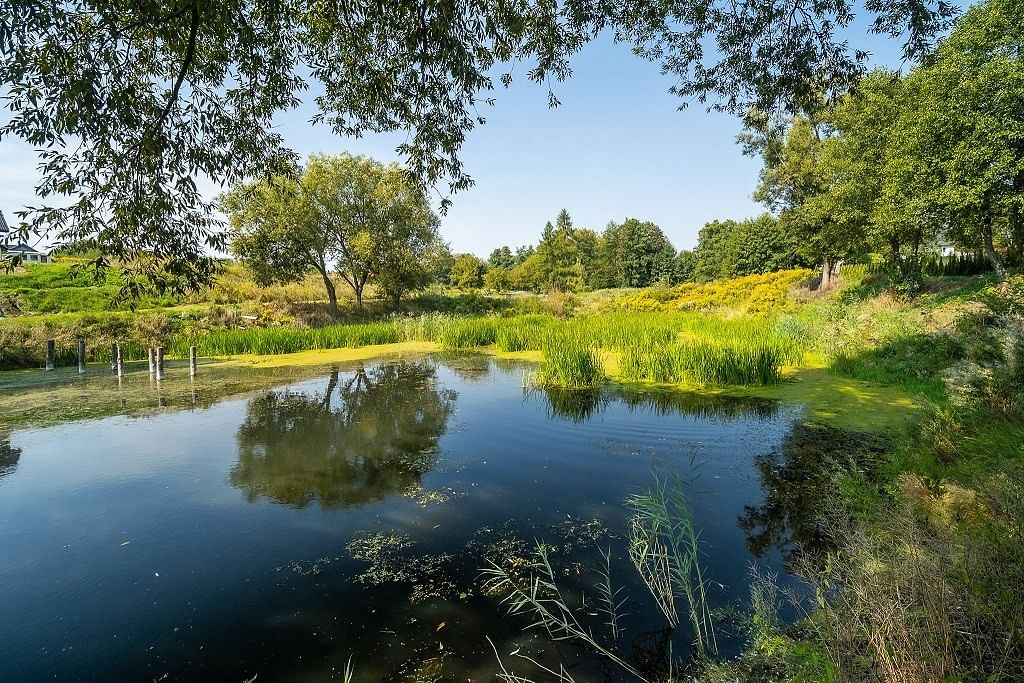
top-left (0, 355), bottom-right (817, 681)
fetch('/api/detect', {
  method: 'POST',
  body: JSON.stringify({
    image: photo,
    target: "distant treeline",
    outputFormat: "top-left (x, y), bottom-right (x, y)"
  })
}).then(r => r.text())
top-left (448, 209), bottom-right (811, 293)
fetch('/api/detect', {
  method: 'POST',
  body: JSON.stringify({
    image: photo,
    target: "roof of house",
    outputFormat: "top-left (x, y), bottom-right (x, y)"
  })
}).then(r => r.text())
top-left (0, 211), bottom-right (47, 256)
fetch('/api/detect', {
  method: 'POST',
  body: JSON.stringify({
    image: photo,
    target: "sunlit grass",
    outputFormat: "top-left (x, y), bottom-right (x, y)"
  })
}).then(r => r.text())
top-left (101, 310), bottom-right (807, 389)
top-left (620, 339), bottom-right (789, 386)
top-left (436, 317), bottom-right (498, 348)
top-left (533, 330), bottom-right (604, 388)
top-left (170, 321), bottom-right (404, 357)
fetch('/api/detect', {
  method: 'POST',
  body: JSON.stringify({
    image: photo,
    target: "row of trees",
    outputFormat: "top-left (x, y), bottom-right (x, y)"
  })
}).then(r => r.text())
top-left (451, 210), bottom-right (811, 293)
top-left (744, 0), bottom-right (1023, 290)
top-left (446, 210), bottom-right (685, 293)
top-left (227, 157), bottom-right (773, 305)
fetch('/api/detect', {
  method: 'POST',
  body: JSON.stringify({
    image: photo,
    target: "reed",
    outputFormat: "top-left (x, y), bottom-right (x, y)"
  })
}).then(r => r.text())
top-left (533, 331), bottom-right (604, 388)
top-left (170, 321), bottom-right (404, 357)
top-left (620, 339), bottom-right (788, 386)
top-left (628, 476), bottom-right (717, 657)
top-left (494, 315), bottom-right (552, 352)
top-left (159, 310), bottom-right (804, 387)
top-left (436, 317), bottom-right (498, 348)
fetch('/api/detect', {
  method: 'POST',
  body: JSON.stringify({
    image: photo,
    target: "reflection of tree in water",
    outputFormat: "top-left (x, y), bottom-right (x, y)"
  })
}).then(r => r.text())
top-left (738, 424), bottom-right (889, 564)
top-left (540, 385), bottom-right (780, 423)
top-left (434, 352), bottom-right (492, 382)
top-left (541, 387), bottom-right (607, 423)
top-left (230, 363), bottom-right (456, 509)
top-left (0, 433), bottom-right (21, 480)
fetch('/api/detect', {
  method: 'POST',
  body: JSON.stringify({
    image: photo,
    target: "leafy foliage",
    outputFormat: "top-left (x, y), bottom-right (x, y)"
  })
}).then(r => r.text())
top-left (1, 0), bottom-right (957, 289)
top-left (223, 153), bottom-right (441, 309)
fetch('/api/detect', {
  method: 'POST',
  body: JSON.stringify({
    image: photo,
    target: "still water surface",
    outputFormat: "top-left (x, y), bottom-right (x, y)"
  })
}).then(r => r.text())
top-left (0, 355), bottom-right (813, 681)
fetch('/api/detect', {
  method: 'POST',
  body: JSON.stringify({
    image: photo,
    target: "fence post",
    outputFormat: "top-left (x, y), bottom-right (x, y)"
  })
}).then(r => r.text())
top-left (189, 346), bottom-right (197, 378)
top-left (45, 339), bottom-right (55, 371)
top-left (116, 343), bottom-right (124, 378)
top-left (156, 347), bottom-right (165, 381)
top-left (78, 339), bottom-right (86, 374)
top-left (148, 347), bottom-right (155, 375)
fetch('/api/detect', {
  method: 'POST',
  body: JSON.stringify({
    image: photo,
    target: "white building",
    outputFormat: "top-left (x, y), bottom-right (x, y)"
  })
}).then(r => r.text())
top-left (0, 211), bottom-right (50, 264)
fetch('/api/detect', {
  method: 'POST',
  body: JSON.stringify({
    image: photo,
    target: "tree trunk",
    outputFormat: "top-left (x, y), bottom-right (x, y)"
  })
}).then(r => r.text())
top-left (323, 370), bottom-right (339, 411)
top-left (982, 219), bottom-right (1007, 279)
top-left (820, 256), bottom-right (839, 290)
top-left (319, 270), bottom-right (338, 311)
top-left (354, 285), bottom-right (363, 309)
top-left (392, 292), bottom-right (402, 311)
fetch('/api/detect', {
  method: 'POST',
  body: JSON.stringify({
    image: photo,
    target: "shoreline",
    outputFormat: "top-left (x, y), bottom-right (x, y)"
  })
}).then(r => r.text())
top-left (1, 342), bottom-right (924, 433)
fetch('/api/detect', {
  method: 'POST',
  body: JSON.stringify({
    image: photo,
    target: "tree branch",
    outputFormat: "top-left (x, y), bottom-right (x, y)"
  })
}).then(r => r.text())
top-left (148, 1), bottom-right (200, 140)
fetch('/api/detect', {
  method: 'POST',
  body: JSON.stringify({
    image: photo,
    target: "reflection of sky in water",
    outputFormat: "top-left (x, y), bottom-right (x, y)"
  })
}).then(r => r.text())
top-left (0, 356), bottom-right (813, 681)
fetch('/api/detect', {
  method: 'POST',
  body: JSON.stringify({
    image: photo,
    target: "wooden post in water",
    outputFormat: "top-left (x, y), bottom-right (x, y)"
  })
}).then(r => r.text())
top-left (148, 347), bottom-right (155, 375)
top-left (156, 347), bottom-right (165, 381)
top-left (115, 343), bottom-right (124, 378)
top-left (189, 346), bottom-right (197, 377)
top-left (45, 340), bottom-right (55, 371)
top-left (78, 339), bottom-right (86, 374)
top-left (110, 343), bottom-right (117, 371)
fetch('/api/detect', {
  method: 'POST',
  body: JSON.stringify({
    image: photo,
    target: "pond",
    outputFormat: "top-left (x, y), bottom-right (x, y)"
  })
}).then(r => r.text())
top-left (0, 355), bottom-right (825, 681)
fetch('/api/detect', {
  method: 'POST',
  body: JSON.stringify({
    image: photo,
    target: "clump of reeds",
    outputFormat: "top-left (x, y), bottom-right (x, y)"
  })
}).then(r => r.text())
top-left (171, 321), bottom-right (404, 357)
top-left (481, 544), bottom-right (645, 681)
top-left (482, 476), bottom-right (717, 680)
top-left (628, 476), bottom-right (717, 657)
top-left (620, 340), bottom-right (787, 386)
top-left (436, 317), bottom-right (498, 348)
top-left (494, 315), bottom-right (552, 352)
top-left (532, 331), bottom-right (604, 388)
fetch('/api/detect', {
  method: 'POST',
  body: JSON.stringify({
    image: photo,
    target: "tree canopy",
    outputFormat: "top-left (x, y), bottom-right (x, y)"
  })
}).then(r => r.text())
top-left (1, 0), bottom-right (957, 291)
top-left (598, 219), bottom-right (676, 288)
top-left (223, 153), bottom-right (440, 309)
top-left (745, 0), bottom-right (1023, 290)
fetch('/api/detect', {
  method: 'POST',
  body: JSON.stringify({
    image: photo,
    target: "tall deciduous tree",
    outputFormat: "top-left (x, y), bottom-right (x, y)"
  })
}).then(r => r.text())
top-left (691, 214), bottom-right (803, 281)
top-left (914, 0), bottom-right (1024, 278)
top-left (224, 154), bottom-right (439, 310)
top-left (748, 115), bottom-right (859, 288)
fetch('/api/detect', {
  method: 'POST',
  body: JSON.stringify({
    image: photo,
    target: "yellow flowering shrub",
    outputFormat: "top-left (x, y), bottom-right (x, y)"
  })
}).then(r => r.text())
top-left (617, 269), bottom-right (812, 315)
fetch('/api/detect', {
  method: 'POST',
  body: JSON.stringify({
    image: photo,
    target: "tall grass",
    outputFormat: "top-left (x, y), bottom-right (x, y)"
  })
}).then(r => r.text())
top-left (150, 310), bottom-right (804, 389)
top-left (534, 331), bottom-right (604, 388)
top-left (620, 340), bottom-right (788, 386)
top-left (628, 476), bottom-right (717, 656)
top-left (494, 315), bottom-right (552, 352)
top-left (170, 321), bottom-right (404, 357)
top-left (436, 317), bottom-right (498, 348)
top-left (483, 476), bottom-right (717, 680)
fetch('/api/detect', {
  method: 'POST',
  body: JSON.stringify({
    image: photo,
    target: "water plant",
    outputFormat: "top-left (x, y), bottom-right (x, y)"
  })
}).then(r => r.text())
top-left (533, 331), bottom-right (604, 388)
top-left (620, 340), bottom-right (787, 386)
top-left (483, 476), bottom-right (716, 680)
top-left (628, 477), bottom-right (717, 656)
top-left (436, 316), bottom-right (498, 348)
top-left (481, 544), bottom-right (646, 681)
top-left (595, 546), bottom-right (627, 642)
top-left (494, 315), bottom-right (551, 352)
top-left (171, 321), bottom-right (404, 357)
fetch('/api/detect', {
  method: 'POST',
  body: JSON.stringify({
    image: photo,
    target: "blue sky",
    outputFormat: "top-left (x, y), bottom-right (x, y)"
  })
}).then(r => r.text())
top-left (0, 13), bottom-right (948, 257)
